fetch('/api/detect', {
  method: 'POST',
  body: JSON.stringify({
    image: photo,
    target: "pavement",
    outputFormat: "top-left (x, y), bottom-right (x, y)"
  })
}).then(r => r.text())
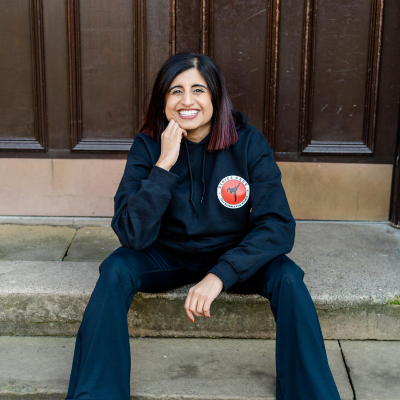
top-left (0, 217), bottom-right (399, 399)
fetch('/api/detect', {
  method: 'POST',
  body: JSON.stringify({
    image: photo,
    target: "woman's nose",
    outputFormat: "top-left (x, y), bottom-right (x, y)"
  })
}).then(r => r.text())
top-left (181, 92), bottom-right (194, 106)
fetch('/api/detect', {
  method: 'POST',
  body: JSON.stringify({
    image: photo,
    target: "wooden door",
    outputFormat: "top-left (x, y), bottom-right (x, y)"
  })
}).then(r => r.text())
top-left (0, 0), bottom-right (399, 220)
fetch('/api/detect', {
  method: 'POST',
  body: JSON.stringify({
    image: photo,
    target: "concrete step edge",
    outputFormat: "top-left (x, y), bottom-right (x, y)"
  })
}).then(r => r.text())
top-left (0, 336), bottom-right (354, 400)
top-left (1, 261), bottom-right (399, 340)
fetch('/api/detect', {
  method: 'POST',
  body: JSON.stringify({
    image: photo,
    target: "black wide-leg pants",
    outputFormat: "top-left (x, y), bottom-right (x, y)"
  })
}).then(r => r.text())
top-left (65, 242), bottom-right (341, 400)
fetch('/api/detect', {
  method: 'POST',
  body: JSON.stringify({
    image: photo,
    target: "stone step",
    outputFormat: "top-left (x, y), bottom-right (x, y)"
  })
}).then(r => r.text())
top-left (0, 256), bottom-right (399, 340)
top-left (0, 336), bottom-right (354, 399)
top-left (1, 221), bottom-right (399, 340)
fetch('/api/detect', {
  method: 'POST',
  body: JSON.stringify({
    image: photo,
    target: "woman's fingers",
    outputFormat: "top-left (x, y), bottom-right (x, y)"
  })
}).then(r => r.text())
top-left (164, 118), bottom-right (176, 136)
top-left (173, 122), bottom-right (187, 140)
top-left (184, 288), bottom-right (204, 321)
top-left (168, 118), bottom-right (187, 139)
top-left (184, 290), bottom-right (194, 321)
top-left (169, 119), bottom-right (178, 136)
top-left (202, 298), bottom-right (212, 318)
top-left (189, 290), bottom-right (204, 317)
top-left (158, 118), bottom-right (187, 169)
top-left (194, 293), bottom-right (211, 318)
top-left (184, 276), bottom-right (220, 322)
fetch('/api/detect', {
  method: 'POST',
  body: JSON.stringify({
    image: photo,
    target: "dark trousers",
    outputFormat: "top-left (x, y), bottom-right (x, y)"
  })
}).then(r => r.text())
top-left (65, 241), bottom-right (341, 400)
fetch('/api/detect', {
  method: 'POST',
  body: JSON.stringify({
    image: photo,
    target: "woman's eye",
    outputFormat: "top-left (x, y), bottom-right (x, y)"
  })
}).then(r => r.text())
top-left (171, 89), bottom-right (205, 94)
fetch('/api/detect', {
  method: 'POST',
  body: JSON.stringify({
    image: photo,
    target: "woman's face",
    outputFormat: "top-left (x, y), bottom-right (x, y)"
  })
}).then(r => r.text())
top-left (165, 68), bottom-right (213, 135)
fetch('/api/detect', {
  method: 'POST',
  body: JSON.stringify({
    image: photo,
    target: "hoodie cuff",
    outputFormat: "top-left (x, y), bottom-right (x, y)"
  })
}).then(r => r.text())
top-left (208, 260), bottom-right (240, 292)
top-left (147, 165), bottom-right (180, 193)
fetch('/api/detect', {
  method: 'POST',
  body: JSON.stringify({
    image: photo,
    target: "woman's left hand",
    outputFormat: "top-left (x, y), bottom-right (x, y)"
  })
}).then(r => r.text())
top-left (184, 273), bottom-right (223, 322)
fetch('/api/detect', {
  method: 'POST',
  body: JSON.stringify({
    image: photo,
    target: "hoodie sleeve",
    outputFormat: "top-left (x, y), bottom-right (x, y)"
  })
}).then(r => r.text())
top-left (208, 129), bottom-right (296, 292)
top-left (111, 134), bottom-right (180, 251)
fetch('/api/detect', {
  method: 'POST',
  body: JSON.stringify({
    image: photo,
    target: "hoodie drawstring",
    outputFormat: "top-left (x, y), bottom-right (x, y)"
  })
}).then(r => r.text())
top-left (201, 144), bottom-right (206, 203)
top-left (184, 141), bottom-right (207, 218)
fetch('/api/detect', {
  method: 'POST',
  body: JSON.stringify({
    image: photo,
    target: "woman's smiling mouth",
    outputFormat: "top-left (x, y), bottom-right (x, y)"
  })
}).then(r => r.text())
top-left (177, 110), bottom-right (200, 119)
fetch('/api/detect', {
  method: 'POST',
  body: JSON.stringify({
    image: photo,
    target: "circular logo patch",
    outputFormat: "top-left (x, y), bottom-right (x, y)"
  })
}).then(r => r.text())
top-left (217, 175), bottom-right (250, 209)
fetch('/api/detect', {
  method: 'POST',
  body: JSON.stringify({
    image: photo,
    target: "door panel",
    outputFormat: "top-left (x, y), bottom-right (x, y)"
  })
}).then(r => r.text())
top-left (299, 0), bottom-right (383, 155)
top-left (0, 0), bottom-right (46, 151)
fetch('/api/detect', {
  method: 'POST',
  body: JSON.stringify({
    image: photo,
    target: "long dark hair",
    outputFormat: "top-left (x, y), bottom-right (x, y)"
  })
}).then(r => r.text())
top-left (139, 52), bottom-right (247, 152)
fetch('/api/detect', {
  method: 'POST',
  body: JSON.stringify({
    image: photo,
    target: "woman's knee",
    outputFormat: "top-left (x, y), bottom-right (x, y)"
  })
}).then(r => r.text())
top-left (257, 256), bottom-right (306, 302)
top-left (94, 252), bottom-right (139, 310)
top-left (99, 254), bottom-right (127, 285)
top-left (99, 249), bottom-right (144, 291)
top-left (277, 256), bottom-right (305, 284)
top-left (98, 247), bottom-right (149, 290)
top-left (253, 255), bottom-right (305, 298)
top-left (267, 255), bottom-right (305, 285)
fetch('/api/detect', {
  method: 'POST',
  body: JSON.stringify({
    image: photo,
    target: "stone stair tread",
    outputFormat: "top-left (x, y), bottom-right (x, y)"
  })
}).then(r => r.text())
top-left (0, 336), bottom-right (353, 400)
top-left (1, 222), bottom-right (399, 340)
top-left (0, 259), bottom-right (399, 340)
top-left (0, 256), bottom-right (399, 305)
top-left (1, 221), bottom-right (399, 306)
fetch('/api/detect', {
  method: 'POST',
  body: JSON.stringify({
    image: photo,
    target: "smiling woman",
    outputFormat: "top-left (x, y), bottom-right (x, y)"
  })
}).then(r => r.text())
top-left (65, 51), bottom-right (342, 400)
top-left (164, 68), bottom-right (214, 142)
top-left (138, 51), bottom-right (246, 150)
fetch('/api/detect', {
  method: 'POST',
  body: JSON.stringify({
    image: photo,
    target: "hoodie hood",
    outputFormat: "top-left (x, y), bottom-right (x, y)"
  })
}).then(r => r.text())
top-left (180, 111), bottom-right (247, 218)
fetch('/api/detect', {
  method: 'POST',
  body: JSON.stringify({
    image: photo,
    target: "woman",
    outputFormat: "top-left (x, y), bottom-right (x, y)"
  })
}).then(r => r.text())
top-left (65, 52), bottom-right (341, 400)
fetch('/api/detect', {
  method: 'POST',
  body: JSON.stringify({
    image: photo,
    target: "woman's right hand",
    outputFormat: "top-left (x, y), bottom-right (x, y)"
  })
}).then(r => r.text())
top-left (156, 119), bottom-right (188, 171)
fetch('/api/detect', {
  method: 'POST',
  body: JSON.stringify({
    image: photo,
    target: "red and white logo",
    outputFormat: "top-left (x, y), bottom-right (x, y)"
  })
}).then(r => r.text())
top-left (217, 175), bottom-right (250, 209)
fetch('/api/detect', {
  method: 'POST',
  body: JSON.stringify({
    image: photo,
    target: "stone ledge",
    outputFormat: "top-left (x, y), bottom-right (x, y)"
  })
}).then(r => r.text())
top-left (0, 260), bottom-right (399, 340)
top-left (0, 336), bottom-right (353, 400)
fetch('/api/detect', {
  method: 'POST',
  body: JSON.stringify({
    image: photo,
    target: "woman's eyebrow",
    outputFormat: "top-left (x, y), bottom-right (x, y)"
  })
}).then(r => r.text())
top-left (169, 84), bottom-right (207, 91)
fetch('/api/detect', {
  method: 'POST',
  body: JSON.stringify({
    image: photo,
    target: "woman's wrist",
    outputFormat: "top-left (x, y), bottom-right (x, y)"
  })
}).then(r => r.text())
top-left (207, 272), bottom-right (223, 286)
top-left (155, 159), bottom-right (172, 171)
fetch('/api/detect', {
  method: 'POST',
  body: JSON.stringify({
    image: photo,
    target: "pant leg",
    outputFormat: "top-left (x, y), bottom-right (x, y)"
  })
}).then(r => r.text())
top-left (65, 242), bottom-right (200, 400)
top-left (227, 254), bottom-right (341, 400)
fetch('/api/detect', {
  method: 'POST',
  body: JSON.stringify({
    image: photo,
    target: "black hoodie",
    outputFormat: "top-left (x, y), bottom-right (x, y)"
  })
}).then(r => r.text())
top-left (111, 111), bottom-right (296, 292)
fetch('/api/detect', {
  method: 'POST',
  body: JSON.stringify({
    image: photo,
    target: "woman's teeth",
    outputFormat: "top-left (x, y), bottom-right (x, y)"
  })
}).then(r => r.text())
top-left (178, 110), bottom-right (199, 116)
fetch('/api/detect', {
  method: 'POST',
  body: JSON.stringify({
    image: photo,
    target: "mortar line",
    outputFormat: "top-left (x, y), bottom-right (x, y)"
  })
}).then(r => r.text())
top-left (61, 229), bottom-right (78, 261)
top-left (338, 340), bottom-right (357, 400)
